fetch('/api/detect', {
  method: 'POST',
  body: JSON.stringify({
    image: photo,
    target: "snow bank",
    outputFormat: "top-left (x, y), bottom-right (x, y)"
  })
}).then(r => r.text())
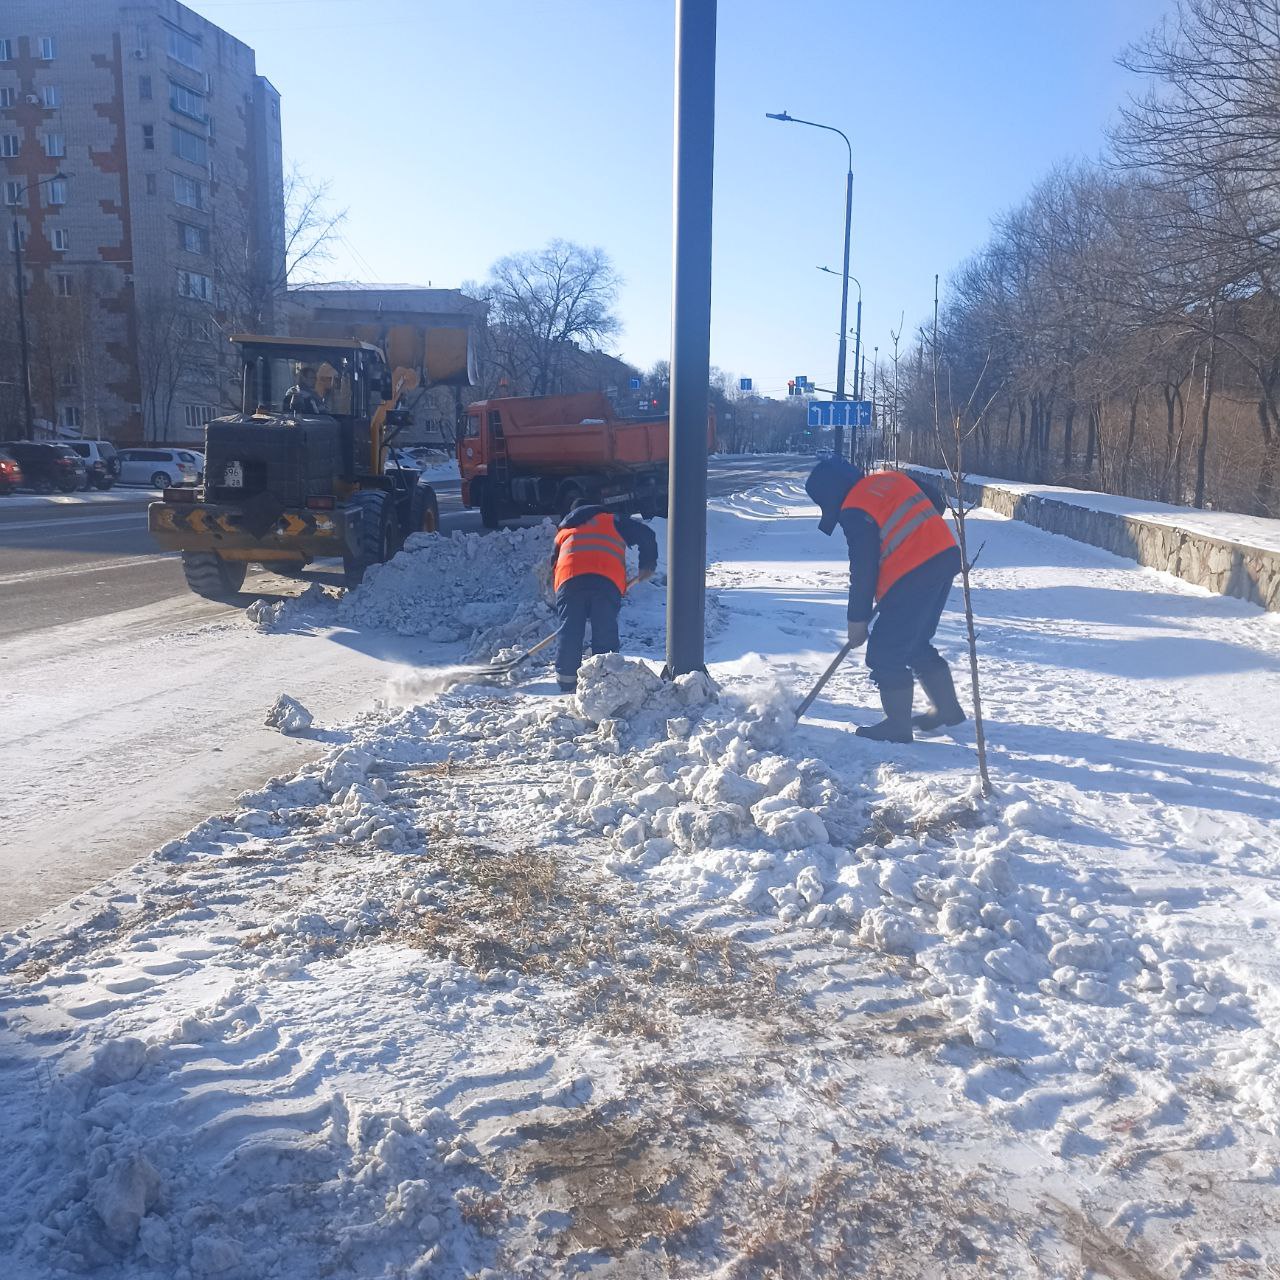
top-left (337, 526), bottom-right (556, 645)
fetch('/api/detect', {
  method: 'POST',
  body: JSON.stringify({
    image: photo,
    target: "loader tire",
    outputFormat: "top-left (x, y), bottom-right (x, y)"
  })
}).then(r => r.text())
top-left (409, 481), bottom-right (440, 535)
top-left (181, 551), bottom-right (248, 602)
top-left (344, 489), bottom-right (398, 587)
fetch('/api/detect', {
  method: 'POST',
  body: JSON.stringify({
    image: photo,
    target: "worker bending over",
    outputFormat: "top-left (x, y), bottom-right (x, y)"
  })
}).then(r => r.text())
top-left (805, 457), bottom-right (965, 743)
top-left (551, 501), bottom-right (657, 693)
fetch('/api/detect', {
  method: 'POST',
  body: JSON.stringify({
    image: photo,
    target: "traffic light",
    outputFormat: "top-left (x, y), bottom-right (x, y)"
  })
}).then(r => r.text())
top-left (787, 380), bottom-right (796, 397)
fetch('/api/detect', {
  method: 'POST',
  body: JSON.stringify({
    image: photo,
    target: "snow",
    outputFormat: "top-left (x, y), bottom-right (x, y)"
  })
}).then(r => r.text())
top-left (337, 524), bottom-right (556, 644)
top-left (264, 694), bottom-right (314, 735)
top-left (2, 479), bottom-right (1279, 1276)
top-left (916, 464), bottom-right (1280, 554)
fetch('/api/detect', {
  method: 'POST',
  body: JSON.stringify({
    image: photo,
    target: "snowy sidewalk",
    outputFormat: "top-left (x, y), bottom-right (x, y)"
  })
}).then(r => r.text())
top-left (2, 482), bottom-right (1279, 1278)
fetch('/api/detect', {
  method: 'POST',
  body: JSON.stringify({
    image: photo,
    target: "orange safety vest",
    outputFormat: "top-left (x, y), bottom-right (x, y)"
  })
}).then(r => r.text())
top-left (553, 513), bottom-right (628, 594)
top-left (841, 472), bottom-right (956, 600)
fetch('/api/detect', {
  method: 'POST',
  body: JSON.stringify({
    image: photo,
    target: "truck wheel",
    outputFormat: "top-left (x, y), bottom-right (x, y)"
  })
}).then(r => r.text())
top-left (344, 489), bottom-right (398, 587)
top-left (181, 551), bottom-right (248, 601)
top-left (409, 481), bottom-right (440, 534)
top-left (478, 482), bottom-right (501, 530)
top-left (557, 483), bottom-right (584, 517)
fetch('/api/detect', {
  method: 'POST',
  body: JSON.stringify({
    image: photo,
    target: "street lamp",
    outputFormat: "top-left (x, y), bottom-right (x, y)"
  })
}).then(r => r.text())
top-left (766, 110), bottom-right (853, 454)
top-left (818, 265), bottom-right (862, 401)
top-left (10, 171), bottom-right (68, 440)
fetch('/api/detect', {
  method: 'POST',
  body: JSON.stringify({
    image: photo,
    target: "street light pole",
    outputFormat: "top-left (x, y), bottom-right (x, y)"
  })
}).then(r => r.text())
top-left (665, 0), bottom-right (717, 678)
top-left (767, 111), bottom-right (853, 454)
top-left (11, 209), bottom-right (35, 440)
top-left (818, 265), bottom-right (863, 402)
top-left (10, 171), bottom-right (67, 440)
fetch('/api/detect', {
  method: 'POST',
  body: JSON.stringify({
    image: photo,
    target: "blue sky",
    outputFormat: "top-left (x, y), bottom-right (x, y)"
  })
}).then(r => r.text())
top-left (190, 0), bottom-right (1172, 399)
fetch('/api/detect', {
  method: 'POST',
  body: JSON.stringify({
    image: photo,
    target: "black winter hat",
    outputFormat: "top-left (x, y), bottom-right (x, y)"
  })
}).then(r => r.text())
top-left (805, 456), bottom-right (864, 535)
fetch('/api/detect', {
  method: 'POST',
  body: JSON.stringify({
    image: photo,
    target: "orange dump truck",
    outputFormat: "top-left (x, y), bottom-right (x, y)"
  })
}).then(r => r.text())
top-left (458, 392), bottom-right (710, 527)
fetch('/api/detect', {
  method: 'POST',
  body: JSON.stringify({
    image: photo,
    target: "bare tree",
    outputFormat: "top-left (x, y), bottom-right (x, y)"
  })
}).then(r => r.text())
top-left (476, 240), bottom-right (621, 397)
top-left (931, 276), bottom-right (994, 797)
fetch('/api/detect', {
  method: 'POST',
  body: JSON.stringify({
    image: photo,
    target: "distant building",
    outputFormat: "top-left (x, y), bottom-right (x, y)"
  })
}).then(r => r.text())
top-left (287, 284), bottom-right (487, 448)
top-left (0, 1), bottom-right (283, 441)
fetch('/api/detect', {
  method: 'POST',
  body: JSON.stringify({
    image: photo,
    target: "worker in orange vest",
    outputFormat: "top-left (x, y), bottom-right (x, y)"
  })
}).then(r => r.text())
top-left (805, 457), bottom-right (964, 742)
top-left (550, 501), bottom-right (658, 693)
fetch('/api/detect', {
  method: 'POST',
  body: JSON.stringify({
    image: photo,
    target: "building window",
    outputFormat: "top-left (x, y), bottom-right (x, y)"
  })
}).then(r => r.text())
top-left (54, 273), bottom-right (74, 297)
top-left (59, 365), bottom-right (78, 390)
top-left (52, 227), bottom-right (69, 251)
top-left (184, 404), bottom-right (216, 429)
top-left (169, 80), bottom-right (206, 121)
top-left (177, 268), bottom-right (213, 301)
top-left (1, 134), bottom-right (19, 158)
top-left (44, 133), bottom-right (65, 158)
top-left (0, 87), bottom-right (15, 109)
top-left (0, 39), bottom-right (13, 62)
top-left (42, 85), bottom-right (61, 108)
top-left (173, 173), bottom-right (203, 209)
top-left (166, 28), bottom-right (202, 72)
top-left (61, 405), bottom-right (83, 430)
top-left (184, 316), bottom-right (214, 343)
top-left (3, 180), bottom-right (19, 205)
top-left (178, 221), bottom-right (208, 254)
top-left (139, 75), bottom-right (152, 100)
top-left (47, 178), bottom-right (67, 205)
top-left (142, 124), bottom-right (154, 150)
top-left (145, 172), bottom-right (157, 195)
top-left (171, 125), bottom-right (206, 166)
top-left (39, 36), bottom-right (57, 61)
top-left (8, 225), bottom-right (25, 252)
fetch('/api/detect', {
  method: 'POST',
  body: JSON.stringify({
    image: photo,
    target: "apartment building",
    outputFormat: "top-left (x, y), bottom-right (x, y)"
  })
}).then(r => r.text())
top-left (0, 1), bottom-right (284, 441)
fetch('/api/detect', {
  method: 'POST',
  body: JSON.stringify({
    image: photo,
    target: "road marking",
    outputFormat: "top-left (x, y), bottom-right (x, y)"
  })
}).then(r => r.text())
top-left (0, 553), bottom-right (173, 587)
top-left (0, 512), bottom-right (147, 532)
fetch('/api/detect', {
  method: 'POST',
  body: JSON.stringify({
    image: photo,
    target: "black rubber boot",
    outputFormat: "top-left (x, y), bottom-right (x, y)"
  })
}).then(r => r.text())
top-left (913, 663), bottom-right (966, 734)
top-left (855, 685), bottom-right (915, 743)
top-left (557, 678), bottom-right (578, 694)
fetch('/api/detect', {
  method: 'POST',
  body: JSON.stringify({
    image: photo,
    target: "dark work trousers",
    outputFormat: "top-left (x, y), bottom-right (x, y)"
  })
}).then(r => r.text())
top-left (555, 575), bottom-right (622, 683)
top-left (864, 553), bottom-right (958, 691)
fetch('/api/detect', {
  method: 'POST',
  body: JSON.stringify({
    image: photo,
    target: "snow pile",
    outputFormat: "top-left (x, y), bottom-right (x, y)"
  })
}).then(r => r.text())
top-left (551, 659), bottom-right (1254, 1115)
top-left (245, 583), bottom-right (341, 633)
top-left (338, 526), bottom-right (556, 645)
top-left (265, 693), bottom-right (314, 734)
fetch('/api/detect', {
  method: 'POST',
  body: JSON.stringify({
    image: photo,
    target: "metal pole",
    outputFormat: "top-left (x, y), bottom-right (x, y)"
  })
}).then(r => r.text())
top-left (665, 0), bottom-right (717, 678)
top-left (833, 166), bottom-right (852, 456)
top-left (13, 214), bottom-right (35, 440)
top-left (852, 295), bottom-right (863, 401)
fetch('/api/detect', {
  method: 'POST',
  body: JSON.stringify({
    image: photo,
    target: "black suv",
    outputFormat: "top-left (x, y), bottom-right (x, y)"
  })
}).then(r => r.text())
top-left (0, 441), bottom-right (88, 493)
top-left (66, 439), bottom-right (119, 490)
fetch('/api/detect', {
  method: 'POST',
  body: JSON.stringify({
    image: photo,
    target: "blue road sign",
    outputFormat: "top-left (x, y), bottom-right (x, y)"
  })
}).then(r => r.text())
top-left (629, 376), bottom-right (642, 391)
top-left (807, 400), bottom-right (874, 429)
top-left (738, 377), bottom-right (752, 392)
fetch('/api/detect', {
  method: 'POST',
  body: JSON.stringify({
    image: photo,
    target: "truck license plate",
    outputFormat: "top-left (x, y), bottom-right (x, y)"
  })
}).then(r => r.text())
top-left (223, 461), bottom-right (244, 488)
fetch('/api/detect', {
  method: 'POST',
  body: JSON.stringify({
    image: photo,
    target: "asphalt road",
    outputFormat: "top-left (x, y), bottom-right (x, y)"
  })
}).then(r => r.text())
top-left (0, 457), bottom-right (812, 642)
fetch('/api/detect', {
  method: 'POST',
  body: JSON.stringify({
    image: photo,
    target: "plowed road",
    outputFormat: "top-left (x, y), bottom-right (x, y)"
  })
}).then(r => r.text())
top-left (0, 458), bottom-right (808, 641)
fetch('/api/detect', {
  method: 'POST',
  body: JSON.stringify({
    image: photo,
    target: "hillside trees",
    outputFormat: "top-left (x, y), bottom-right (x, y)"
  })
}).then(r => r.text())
top-left (901, 0), bottom-right (1280, 516)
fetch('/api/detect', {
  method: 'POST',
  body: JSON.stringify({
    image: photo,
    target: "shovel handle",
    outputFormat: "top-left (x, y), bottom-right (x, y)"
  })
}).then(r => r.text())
top-left (794, 641), bottom-right (855, 721)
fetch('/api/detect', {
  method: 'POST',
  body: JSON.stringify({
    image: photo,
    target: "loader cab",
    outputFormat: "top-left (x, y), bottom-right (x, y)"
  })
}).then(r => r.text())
top-left (232, 336), bottom-right (393, 479)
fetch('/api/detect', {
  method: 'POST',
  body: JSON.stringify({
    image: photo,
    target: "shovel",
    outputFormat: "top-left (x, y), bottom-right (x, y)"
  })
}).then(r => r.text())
top-left (469, 626), bottom-right (563, 680)
top-left (794, 641), bottom-right (855, 721)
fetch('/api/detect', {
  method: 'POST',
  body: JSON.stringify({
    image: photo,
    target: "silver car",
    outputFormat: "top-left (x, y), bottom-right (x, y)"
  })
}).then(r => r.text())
top-left (115, 447), bottom-right (203, 488)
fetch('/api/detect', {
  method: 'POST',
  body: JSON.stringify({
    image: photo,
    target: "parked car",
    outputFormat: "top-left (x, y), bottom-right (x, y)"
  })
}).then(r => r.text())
top-left (0, 448), bottom-right (23, 495)
top-left (383, 447), bottom-right (422, 474)
top-left (115, 447), bottom-right (201, 488)
top-left (0, 440), bottom-right (87, 493)
top-left (66, 439), bottom-right (119, 490)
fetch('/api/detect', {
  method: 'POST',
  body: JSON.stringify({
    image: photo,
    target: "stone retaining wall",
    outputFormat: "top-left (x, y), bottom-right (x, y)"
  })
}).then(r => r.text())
top-left (904, 467), bottom-right (1280, 613)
